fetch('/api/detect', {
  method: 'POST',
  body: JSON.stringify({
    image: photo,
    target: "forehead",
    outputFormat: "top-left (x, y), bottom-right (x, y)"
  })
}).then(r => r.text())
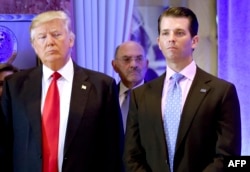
top-left (118, 43), bottom-right (144, 56)
top-left (33, 19), bottom-right (65, 33)
top-left (160, 16), bottom-right (190, 30)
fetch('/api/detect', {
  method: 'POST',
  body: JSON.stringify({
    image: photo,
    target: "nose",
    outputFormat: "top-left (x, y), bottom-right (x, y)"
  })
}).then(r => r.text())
top-left (168, 32), bottom-right (175, 43)
top-left (46, 34), bottom-right (55, 46)
top-left (129, 59), bottom-right (138, 67)
top-left (129, 57), bottom-right (141, 67)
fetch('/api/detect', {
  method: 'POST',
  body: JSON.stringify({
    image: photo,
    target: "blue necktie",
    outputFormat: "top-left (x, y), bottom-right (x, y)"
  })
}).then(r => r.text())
top-left (163, 73), bottom-right (184, 172)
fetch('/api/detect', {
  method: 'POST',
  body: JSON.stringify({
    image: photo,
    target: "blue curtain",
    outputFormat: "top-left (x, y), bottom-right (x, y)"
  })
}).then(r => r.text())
top-left (217, 0), bottom-right (250, 155)
top-left (73, 0), bottom-right (134, 81)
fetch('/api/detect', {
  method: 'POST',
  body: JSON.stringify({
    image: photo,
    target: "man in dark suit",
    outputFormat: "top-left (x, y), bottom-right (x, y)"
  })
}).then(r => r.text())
top-left (123, 7), bottom-right (241, 172)
top-left (112, 41), bottom-right (149, 132)
top-left (0, 10), bottom-right (122, 172)
top-left (0, 63), bottom-right (18, 167)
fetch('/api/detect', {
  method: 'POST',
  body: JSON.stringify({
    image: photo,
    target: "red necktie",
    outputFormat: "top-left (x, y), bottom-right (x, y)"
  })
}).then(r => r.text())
top-left (42, 72), bottom-right (61, 172)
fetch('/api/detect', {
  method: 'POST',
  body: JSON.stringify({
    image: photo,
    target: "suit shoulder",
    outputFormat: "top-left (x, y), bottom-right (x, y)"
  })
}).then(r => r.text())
top-left (134, 73), bottom-right (165, 92)
top-left (5, 67), bottom-right (38, 83)
top-left (75, 66), bottom-right (116, 85)
top-left (197, 67), bottom-right (234, 86)
top-left (83, 68), bottom-right (113, 79)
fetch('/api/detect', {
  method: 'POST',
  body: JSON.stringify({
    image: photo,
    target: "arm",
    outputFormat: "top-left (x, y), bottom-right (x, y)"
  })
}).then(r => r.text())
top-left (123, 90), bottom-right (152, 172)
top-left (0, 80), bottom-right (13, 172)
top-left (203, 83), bottom-right (241, 171)
top-left (104, 78), bottom-right (123, 172)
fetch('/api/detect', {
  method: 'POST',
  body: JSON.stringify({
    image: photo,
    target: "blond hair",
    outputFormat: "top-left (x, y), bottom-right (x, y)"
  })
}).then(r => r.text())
top-left (30, 10), bottom-right (75, 41)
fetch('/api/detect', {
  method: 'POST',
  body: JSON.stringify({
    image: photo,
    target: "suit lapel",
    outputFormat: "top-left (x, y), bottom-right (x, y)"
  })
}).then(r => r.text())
top-left (146, 74), bottom-right (169, 156)
top-left (63, 65), bottom-right (90, 154)
top-left (22, 65), bottom-right (91, 156)
top-left (175, 68), bottom-right (212, 151)
top-left (23, 67), bottom-right (43, 152)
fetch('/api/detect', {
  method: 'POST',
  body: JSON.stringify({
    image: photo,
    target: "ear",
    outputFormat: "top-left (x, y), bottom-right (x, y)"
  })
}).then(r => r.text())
top-left (157, 36), bottom-right (162, 51)
top-left (111, 60), bottom-right (118, 73)
top-left (69, 33), bottom-right (75, 47)
top-left (191, 35), bottom-right (199, 49)
top-left (146, 59), bottom-right (149, 68)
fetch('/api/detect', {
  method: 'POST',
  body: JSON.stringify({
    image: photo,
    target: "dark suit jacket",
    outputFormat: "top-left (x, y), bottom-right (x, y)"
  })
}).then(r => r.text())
top-left (0, 63), bottom-right (122, 172)
top-left (123, 67), bottom-right (241, 172)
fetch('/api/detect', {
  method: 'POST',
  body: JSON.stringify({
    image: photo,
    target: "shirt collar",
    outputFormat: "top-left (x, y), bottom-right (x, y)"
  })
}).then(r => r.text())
top-left (119, 79), bottom-right (144, 96)
top-left (43, 58), bottom-right (74, 81)
top-left (166, 60), bottom-right (196, 81)
top-left (119, 82), bottom-right (129, 96)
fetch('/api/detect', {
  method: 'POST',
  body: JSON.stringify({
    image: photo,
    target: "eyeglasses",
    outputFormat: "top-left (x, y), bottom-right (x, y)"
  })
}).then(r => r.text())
top-left (116, 56), bottom-right (146, 64)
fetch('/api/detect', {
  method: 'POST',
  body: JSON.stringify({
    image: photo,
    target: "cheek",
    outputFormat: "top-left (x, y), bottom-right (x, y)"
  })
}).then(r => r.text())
top-left (139, 64), bottom-right (147, 71)
top-left (119, 68), bottom-right (127, 74)
top-left (120, 67), bottom-right (131, 77)
top-left (181, 41), bottom-right (193, 54)
top-left (32, 43), bottom-right (42, 54)
top-left (158, 39), bottom-right (163, 50)
top-left (34, 48), bottom-right (43, 56)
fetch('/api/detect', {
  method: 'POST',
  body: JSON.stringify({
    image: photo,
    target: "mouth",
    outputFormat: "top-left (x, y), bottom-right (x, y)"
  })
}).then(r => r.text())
top-left (167, 46), bottom-right (177, 50)
top-left (46, 50), bottom-right (57, 54)
top-left (128, 71), bottom-right (141, 77)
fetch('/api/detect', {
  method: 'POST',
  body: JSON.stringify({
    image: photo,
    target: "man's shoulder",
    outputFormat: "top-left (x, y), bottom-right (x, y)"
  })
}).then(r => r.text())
top-left (74, 63), bottom-right (111, 77)
top-left (75, 65), bottom-right (115, 84)
top-left (134, 73), bottom-right (165, 92)
top-left (196, 67), bottom-right (234, 86)
top-left (5, 66), bottom-right (39, 82)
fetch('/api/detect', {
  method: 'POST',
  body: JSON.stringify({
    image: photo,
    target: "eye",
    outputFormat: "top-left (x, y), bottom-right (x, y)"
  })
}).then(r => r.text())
top-left (52, 32), bottom-right (62, 38)
top-left (37, 34), bottom-right (46, 39)
top-left (122, 57), bottom-right (130, 63)
top-left (176, 30), bottom-right (185, 36)
top-left (37, 35), bottom-right (46, 41)
top-left (136, 56), bottom-right (143, 62)
top-left (161, 31), bottom-right (169, 36)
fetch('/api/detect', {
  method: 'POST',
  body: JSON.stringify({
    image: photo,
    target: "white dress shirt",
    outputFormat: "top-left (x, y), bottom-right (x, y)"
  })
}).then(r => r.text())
top-left (41, 58), bottom-right (74, 172)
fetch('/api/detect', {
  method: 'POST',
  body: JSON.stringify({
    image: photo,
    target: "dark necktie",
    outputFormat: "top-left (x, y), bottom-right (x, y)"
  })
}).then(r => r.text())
top-left (163, 73), bottom-right (184, 172)
top-left (121, 89), bottom-right (131, 133)
top-left (42, 72), bottom-right (61, 172)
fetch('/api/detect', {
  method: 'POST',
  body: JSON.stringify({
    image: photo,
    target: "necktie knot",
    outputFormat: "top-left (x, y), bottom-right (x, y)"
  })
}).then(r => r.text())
top-left (124, 89), bottom-right (131, 98)
top-left (52, 72), bottom-right (61, 81)
top-left (171, 73), bottom-right (184, 83)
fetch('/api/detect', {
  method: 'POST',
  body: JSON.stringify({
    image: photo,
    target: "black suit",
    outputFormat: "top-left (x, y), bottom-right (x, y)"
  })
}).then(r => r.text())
top-left (0, 63), bottom-right (122, 172)
top-left (124, 67), bottom-right (241, 172)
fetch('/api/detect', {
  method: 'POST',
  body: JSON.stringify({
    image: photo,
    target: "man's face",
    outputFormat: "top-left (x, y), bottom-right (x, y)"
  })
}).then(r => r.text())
top-left (31, 19), bottom-right (74, 70)
top-left (112, 42), bottom-right (148, 88)
top-left (157, 16), bottom-right (198, 64)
